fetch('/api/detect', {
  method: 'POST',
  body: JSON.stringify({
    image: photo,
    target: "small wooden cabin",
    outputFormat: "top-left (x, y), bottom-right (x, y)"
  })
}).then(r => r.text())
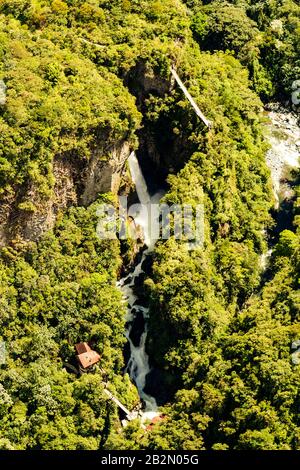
top-left (75, 342), bottom-right (100, 369)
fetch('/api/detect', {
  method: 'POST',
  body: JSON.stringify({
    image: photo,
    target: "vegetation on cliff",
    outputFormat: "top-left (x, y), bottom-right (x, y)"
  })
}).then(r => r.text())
top-left (0, 0), bottom-right (299, 451)
top-left (0, 202), bottom-right (141, 449)
top-left (188, 0), bottom-right (300, 100)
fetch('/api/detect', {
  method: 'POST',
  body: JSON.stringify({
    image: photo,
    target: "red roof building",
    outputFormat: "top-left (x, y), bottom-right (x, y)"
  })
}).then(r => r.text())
top-left (75, 342), bottom-right (101, 369)
top-left (146, 415), bottom-right (165, 431)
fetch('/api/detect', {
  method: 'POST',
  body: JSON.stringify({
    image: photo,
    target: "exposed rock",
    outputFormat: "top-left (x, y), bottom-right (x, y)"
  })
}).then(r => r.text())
top-left (126, 61), bottom-right (171, 104)
top-left (0, 80), bottom-right (6, 105)
top-left (265, 104), bottom-right (300, 207)
top-left (141, 253), bottom-right (153, 274)
top-left (129, 310), bottom-right (145, 348)
top-left (144, 367), bottom-right (173, 406)
top-left (0, 139), bottom-right (131, 245)
top-left (134, 272), bottom-right (146, 289)
top-left (123, 275), bottom-right (133, 286)
top-left (123, 340), bottom-right (131, 367)
top-left (81, 140), bottom-right (131, 206)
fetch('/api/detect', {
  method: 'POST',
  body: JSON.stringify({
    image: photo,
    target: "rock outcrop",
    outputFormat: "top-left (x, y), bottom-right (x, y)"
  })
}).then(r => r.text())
top-left (0, 139), bottom-right (131, 245)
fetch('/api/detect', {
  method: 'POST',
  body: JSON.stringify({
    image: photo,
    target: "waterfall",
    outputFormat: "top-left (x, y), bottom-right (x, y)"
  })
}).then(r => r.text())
top-left (118, 152), bottom-right (163, 421)
top-left (128, 152), bottom-right (151, 206)
top-left (127, 152), bottom-right (152, 249)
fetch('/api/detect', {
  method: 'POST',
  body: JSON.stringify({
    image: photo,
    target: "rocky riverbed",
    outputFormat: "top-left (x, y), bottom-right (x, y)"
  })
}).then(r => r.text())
top-left (265, 103), bottom-right (300, 206)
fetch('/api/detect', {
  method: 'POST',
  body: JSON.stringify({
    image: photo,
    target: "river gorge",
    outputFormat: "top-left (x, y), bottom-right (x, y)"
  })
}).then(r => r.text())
top-left (119, 103), bottom-right (300, 420)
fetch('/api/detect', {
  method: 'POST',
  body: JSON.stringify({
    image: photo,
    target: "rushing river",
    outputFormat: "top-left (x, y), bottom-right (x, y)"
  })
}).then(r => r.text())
top-left (118, 152), bottom-right (163, 421)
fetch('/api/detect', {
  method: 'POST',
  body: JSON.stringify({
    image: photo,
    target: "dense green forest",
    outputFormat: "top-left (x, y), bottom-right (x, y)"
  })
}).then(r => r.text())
top-left (0, 0), bottom-right (299, 450)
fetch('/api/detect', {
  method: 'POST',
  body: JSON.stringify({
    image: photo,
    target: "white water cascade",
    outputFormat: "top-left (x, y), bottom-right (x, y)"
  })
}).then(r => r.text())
top-left (118, 152), bottom-right (163, 421)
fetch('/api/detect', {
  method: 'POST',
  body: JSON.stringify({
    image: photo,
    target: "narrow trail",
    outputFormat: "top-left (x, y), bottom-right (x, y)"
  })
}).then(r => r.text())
top-left (170, 67), bottom-right (212, 128)
top-left (78, 37), bottom-right (106, 48)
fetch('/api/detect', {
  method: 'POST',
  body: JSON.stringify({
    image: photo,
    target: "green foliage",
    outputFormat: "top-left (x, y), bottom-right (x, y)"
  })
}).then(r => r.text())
top-left (0, 0), bottom-right (298, 452)
top-left (137, 185), bottom-right (300, 450)
top-left (0, 203), bottom-right (139, 449)
top-left (0, 15), bottom-right (141, 205)
top-left (188, 0), bottom-right (300, 99)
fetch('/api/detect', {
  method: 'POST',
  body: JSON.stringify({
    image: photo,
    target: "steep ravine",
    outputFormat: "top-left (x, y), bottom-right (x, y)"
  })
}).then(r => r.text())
top-left (117, 152), bottom-right (164, 421)
top-left (119, 103), bottom-right (299, 416)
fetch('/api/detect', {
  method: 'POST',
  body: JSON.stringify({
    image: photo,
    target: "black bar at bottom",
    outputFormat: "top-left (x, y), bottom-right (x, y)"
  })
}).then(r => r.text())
top-left (0, 450), bottom-right (297, 468)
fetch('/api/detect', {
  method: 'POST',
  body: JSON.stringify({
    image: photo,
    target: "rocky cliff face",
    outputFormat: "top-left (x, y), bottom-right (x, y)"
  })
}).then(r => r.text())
top-left (0, 61), bottom-right (181, 246)
top-left (81, 140), bottom-right (131, 206)
top-left (126, 61), bottom-right (171, 104)
top-left (0, 139), bottom-right (131, 245)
